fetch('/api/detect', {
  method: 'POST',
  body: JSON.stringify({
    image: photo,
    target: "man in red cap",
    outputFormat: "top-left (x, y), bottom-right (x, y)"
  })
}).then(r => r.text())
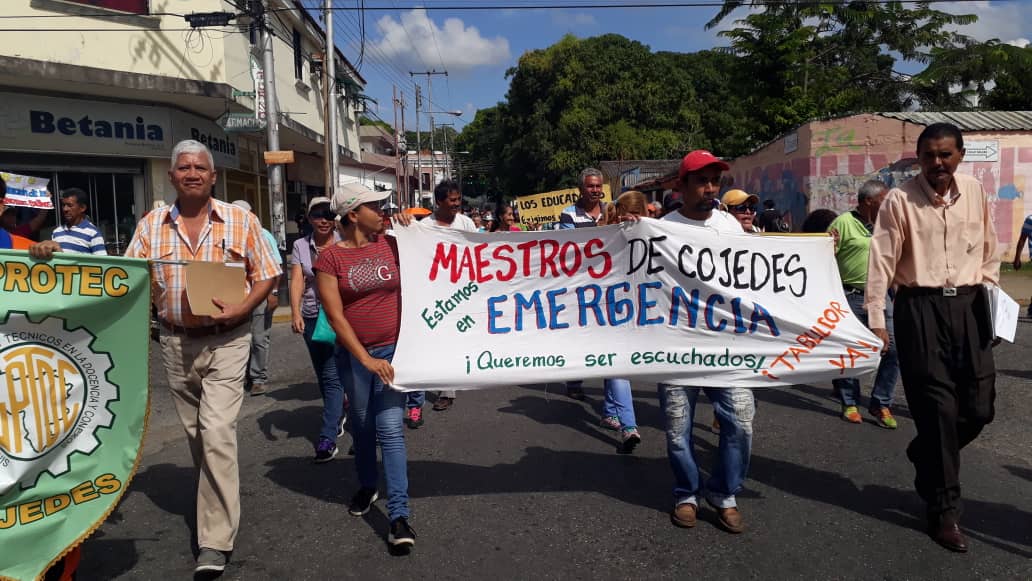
top-left (658, 150), bottom-right (756, 534)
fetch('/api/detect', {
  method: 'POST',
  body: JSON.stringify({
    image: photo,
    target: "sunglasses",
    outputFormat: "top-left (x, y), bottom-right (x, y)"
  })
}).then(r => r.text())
top-left (729, 204), bottom-right (756, 213)
top-left (308, 208), bottom-right (336, 221)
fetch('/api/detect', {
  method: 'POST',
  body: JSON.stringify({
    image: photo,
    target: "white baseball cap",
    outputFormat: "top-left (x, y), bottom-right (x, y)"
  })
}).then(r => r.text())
top-left (307, 196), bottom-right (331, 211)
top-left (332, 183), bottom-right (391, 215)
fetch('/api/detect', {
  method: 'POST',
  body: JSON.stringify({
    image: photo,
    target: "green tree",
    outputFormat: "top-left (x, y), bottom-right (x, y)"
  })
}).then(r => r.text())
top-left (916, 41), bottom-right (1032, 110)
top-left (709, 1), bottom-right (978, 139)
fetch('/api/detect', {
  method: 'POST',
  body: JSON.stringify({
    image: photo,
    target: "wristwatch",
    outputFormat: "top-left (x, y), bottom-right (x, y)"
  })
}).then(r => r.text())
top-left (271, 290), bottom-right (279, 296)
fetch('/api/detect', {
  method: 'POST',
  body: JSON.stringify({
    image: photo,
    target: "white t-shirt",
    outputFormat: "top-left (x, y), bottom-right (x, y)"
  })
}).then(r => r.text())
top-left (662, 209), bottom-right (742, 233)
top-left (661, 208), bottom-right (747, 388)
top-left (428, 212), bottom-right (478, 232)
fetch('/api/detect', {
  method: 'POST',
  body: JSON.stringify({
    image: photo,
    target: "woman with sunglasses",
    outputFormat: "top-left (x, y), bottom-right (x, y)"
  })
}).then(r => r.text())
top-left (290, 197), bottom-right (347, 462)
top-left (315, 184), bottom-right (416, 549)
top-left (720, 189), bottom-right (761, 233)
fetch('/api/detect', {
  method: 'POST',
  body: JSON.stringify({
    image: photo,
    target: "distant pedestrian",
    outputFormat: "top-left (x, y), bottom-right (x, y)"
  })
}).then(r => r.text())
top-left (30, 187), bottom-right (107, 256)
top-left (800, 209), bottom-right (837, 233)
top-left (757, 199), bottom-right (790, 232)
top-left (827, 180), bottom-right (900, 428)
top-left (559, 167), bottom-right (607, 229)
top-left (404, 180), bottom-right (477, 426)
top-left (315, 182), bottom-right (416, 550)
top-left (866, 122), bottom-right (998, 553)
top-left (232, 200), bottom-right (283, 397)
top-left (561, 168), bottom-right (610, 401)
top-left (1011, 212), bottom-right (1032, 317)
top-left (720, 189), bottom-right (760, 233)
top-left (491, 205), bottom-right (522, 232)
top-left (289, 196), bottom-right (347, 463)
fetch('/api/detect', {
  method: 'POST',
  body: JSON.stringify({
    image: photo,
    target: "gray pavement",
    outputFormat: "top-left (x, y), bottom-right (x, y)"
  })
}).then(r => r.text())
top-left (79, 321), bottom-right (1032, 580)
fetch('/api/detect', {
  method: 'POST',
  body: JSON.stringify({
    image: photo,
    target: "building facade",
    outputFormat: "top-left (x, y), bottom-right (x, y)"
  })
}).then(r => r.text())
top-left (727, 112), bottom-right (1032, 258)
top-left (0, 0), bottom-right (364, 251)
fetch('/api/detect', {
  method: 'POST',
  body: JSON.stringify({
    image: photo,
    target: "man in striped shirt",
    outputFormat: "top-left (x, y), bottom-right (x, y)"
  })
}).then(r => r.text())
top-left (27, 187), bottom-right (108, 255)
top-left (54, 188), bottom-right (107, 254)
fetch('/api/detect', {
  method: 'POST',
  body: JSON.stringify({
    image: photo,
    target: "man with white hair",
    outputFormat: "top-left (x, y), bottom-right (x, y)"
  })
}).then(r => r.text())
top-left (230, 199), bottom-right (282, 396)
top-left (127, 140), bottom-right (281, 572)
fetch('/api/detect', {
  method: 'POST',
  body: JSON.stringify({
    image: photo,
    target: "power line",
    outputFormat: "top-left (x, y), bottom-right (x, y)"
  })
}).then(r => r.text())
top-left (292, 0), bottom-right (993, 11)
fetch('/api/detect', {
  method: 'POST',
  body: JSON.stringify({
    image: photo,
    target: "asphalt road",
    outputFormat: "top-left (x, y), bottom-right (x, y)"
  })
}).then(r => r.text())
top-left (78, 321), bottom-right (1032, 580)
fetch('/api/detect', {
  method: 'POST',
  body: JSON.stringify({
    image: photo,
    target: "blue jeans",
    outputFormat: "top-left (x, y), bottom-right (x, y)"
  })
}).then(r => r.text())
top-left (338, 343), bottom-right (409, 521)
top-left (658, 385), bottom-right (754, 508)
top-left (406, 391), bottom-right (425, 409)
top-left (303, 317), bottom-right (345, 442)
top-left (602, 379), bottom-right (637, 429)
top-left (832, 291), bottom-right (899, 411)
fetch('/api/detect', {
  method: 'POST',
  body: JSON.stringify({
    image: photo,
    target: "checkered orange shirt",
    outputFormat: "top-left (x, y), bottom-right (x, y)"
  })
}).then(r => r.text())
top-left (125, 198), bottom-right (282, 327)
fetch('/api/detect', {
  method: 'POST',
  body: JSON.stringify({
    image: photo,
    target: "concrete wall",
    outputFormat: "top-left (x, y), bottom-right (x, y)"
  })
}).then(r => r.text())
top-left (728, 113), bottom-right (1032, 258)
top-left (1, 0), bottom-right (230, 83)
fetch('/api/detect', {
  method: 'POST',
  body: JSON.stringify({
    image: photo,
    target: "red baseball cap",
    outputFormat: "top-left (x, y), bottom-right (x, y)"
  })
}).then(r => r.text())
top-left (678, 150), bottom-right (730, 180)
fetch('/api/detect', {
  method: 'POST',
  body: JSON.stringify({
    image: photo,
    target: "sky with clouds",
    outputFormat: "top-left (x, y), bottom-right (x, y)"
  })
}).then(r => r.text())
top-left (327, 1), bottom-right (1032, 133)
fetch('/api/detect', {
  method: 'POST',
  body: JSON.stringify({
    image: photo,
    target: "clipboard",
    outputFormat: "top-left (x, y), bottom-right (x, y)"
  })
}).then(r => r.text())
top-left (184, 261), bottom-right (246, 316)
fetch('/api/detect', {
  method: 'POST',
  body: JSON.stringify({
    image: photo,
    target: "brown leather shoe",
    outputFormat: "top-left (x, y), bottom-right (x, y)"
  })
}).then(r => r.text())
top-left (930, 520), bottom-right (968, 553)
top-left (671, 503), bottom-right (697, 528)
top-left (250, 383), bottom-right (267, 396)
top-left (715, 506), bottom-right (745, 534)
top-left (432, 396), bottom-right (454, 411)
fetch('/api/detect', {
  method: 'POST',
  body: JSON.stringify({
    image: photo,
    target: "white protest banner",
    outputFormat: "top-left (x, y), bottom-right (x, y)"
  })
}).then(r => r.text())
top-left (391, 220), bottom-right (882, 390)
top-left (0, 171), bottom-right (52, 209)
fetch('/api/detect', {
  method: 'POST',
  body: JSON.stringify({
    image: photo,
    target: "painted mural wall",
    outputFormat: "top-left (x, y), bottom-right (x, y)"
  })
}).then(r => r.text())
top-left (728, 114), bottom-right (1032, 258)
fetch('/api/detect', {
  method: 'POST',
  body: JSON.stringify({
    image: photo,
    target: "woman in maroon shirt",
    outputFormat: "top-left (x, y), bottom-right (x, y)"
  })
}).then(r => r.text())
top-left (315, 184), bottom-right (415, 550)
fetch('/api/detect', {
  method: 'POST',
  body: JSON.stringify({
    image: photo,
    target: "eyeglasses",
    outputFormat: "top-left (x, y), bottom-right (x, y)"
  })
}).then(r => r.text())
top-left (308, 208), bottom-right (336, 221)
top-left (729, 204), bottom-right (756, 213)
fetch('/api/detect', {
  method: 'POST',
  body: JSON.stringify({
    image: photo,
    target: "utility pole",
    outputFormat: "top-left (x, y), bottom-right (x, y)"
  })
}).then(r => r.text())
top-left (413, 84), bottom-right (421, 208)
top-left (411, 70), bottom-right (447, 198)
top-left (326, 0), bottom-right (339, 198)
top-left (260, 0), bottom-right (285, 248)
top-left (321, 5), bottom-right (331, 200)
top-left (392, 85), bottom-right (403, 209)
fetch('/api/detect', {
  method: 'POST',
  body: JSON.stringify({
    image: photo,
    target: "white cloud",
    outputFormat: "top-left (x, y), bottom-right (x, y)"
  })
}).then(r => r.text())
top-left (1007, 38), bottom-right (1030, 48)
top-left (945, 1), bottom-right (1032, 45)
top-left (550, 11), bottom-right (598, 27)
top-left (370, 9), bottom-right (511, 74)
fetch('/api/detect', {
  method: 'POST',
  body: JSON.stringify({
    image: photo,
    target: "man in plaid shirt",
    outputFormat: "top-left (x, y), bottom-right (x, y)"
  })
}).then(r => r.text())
top-left (125, 140), bottom-right (281, 573)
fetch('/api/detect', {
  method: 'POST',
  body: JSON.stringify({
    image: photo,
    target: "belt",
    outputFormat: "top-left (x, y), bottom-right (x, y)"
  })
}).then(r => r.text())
top-left (843, 285), bottom-right (865, 295)
top-left (159, 318), bottom-right (245, 338)
top-left (897, 285), bottom-right (979, 297)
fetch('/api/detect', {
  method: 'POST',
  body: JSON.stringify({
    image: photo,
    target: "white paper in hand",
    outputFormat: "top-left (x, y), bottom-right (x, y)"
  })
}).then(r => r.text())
top-left (988, 285), bottom-right (1019, 343)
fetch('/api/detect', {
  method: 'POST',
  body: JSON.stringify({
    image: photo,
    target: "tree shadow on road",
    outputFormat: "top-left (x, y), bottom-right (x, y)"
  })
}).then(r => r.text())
top-left (1004, 464), bottom-right (1032, 483)
top-left (256, 405), bottom-right (323, 445)
top-left (754, 384), bottom-right (914, 422)
top-left (78, 531), bottom-right (143, 580)
top-left (696, 435), bottom-right (1032, 558)
top-left (262, 381), bottom-right (322, 403)
top-left (264, 445), bottom-right (675, 514)
top-left (998, 368), bottom-right (1032, 380)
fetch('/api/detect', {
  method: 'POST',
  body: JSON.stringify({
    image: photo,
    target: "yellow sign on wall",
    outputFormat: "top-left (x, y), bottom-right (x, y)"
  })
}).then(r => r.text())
top-left (515, 185), bottom-right (613, 228)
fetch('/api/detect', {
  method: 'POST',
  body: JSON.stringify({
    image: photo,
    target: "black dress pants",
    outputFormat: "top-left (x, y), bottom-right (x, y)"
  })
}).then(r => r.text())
top-left (894, 285), bottom-right (996, 521)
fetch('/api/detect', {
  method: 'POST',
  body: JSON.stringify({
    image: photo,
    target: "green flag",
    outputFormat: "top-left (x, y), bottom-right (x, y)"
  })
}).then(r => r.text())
top-left (0, 250), bottom-right (150, 581)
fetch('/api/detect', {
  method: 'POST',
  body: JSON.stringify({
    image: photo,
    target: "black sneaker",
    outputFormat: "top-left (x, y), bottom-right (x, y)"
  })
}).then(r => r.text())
top-left (194, 548), bottom-right (227, 573)
top-left (348, 488), bottom-right (379, 516)
top-left (388, 517), bottom-right (416, 547)
top-left (314, 439), bottom-right (338, 463)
